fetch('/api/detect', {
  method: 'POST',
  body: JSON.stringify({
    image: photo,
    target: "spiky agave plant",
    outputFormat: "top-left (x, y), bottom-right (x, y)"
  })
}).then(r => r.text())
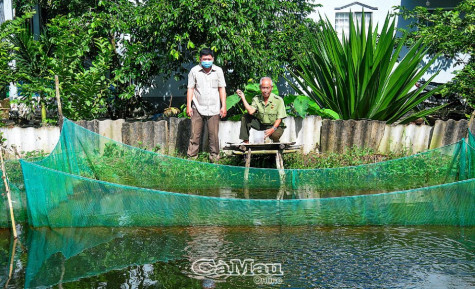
top-left (288, 13), bottom-right (445, 124)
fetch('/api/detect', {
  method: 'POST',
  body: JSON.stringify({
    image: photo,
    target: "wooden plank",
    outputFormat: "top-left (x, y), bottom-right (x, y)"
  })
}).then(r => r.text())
top-left (223, 142), bottom-right (297, 151)
top-left (278, 150), bottom-right (284, 169)
top-left (55, 75), bottom-right (64, 129)
top-left (232, 149), bottom-right (299, 155)
top-left (226, 142), bottom-right (296, 146)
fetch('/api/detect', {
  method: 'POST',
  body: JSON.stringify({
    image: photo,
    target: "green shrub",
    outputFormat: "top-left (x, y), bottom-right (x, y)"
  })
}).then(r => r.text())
top-left (288, 13), bottom-right (446, 124)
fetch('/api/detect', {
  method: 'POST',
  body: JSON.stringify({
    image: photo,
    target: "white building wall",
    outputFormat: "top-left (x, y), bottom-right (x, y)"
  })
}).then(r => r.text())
top-left (2, 0), bottom-right (17, 100)
top-left (310, 1), bottom-right (401, 33)
top-left (2, 0), bottom-right (13, 20)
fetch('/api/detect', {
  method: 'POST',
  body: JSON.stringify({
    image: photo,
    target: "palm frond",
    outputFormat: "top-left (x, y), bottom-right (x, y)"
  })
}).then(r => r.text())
top-left (287, 13), bottom-right (442, 124)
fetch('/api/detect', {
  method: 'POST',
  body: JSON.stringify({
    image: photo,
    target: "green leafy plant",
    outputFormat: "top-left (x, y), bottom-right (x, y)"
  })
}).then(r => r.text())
top-left (14, 0), bottom-right (320, 118)
top-left (23, 149), bottom-right (47, 159)
top-left (12, 0), bottom-right (322, 119)
top-left (103, 143), bottom-right (125, 158)
top-left (226, 82), bottom-right (339, 119)
top-left (287, 13), bottom-right (447, 124)
top-left (396, 0), bottom-right (475, 114)
top-left (225, 82), bottom-right (279, 120)
top-left (177, 104), bottom-right (189, 119)
top-left (283, 146), bottom-right (405, 169)
top-left (126, 0), bottom-right (319, 91)
top-left (283, 94), bottom-right (339, 118)
top-left (44, 14), bottom-right (114, 120)
top-left (9, 23), bottom-right (54, 123)
top-left (6, 11), bottom-right (114, 122)
top-left (8, 7), bottom-right (117, 120)
top-left (0, 12), bottom-right (35, 93)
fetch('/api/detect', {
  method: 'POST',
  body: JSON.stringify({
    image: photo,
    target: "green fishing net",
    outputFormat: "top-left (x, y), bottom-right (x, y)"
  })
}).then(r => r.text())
top-left (24, 227), bottom-right (188, 288)
top-left (16, 119), bottom-right (474, 227)
top-left (0, 160), bottom-right (28, 228)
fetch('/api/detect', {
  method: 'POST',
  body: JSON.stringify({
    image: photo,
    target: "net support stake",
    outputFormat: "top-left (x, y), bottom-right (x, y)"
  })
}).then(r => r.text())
top-left (55, 75), bottom-right (64, 131)
top-left (243, 148), bottom-right (251, 199)
top-left (0, 148), bottom-right (17, 239)
top-left (4, 237), bottom-right (17, 288)
top-left (276, 149), bottom-right (286, 200)
top-left (469, 111), bottom-right (475, 137)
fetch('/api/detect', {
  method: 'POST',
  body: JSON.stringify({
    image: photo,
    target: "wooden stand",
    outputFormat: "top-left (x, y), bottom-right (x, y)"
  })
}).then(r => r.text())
top-left (224, 142), bottom-right (300, 200)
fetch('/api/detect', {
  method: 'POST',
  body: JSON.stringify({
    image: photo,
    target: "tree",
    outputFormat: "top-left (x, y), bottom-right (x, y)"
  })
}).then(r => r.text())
top-left (0, 12), bottom-right (34, 95)
top-left (131, 0), bottom-right (319, 91)
top-left (46, 14), bottom-right (114, 120)
top-left (4, 11), bottom-right (114, 122)
top-left (9, 23), bottom-right (54, 122)
top-left (12, 0), bottom-right (320, 119)
top-left (13, 1), bottom-right (133, 119)
top-left (0, 23), bottom-right (14, 93)
top-left (396, 0), bottom-right (475, 114)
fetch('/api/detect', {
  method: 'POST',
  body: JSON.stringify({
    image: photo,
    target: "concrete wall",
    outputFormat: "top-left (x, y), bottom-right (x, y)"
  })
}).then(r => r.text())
top-left (379, 123), bottom-right (433, 154)
top-left (429, 119), bottom-right (469, 149)
top-left (75, 119), bottom-right (125, 143)
top-left (121, 120), bottom-right (168, 153)
top-left (320, 119), bottom-right (386, 154)
top-left (2, 116), bottom-right (473, 159)
top-left (77, 116), bottom-right (475, 155)
top-left (0, 126), bottom-right (60, 158)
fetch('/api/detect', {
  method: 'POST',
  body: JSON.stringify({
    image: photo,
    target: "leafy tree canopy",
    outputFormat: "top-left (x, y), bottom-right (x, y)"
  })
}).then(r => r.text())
top-left (0, 12), bottom-right (35, 91)
top-left (396, 0), bottom-right (475, 111)
top-left (14, 0), bottom-right (320, 93)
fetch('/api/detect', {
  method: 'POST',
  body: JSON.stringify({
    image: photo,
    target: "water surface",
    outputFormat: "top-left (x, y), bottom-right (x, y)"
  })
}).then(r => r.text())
top-left (0, 225), bottom-right (473, 288)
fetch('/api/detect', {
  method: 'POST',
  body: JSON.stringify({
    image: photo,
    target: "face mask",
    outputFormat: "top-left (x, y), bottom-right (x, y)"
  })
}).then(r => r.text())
top-left (201, 60), bottom-right (213, 68)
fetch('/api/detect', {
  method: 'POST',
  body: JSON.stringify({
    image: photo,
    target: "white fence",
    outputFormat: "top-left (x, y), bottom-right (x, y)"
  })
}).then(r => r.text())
top-left (1, 116), bottom-right (473, 158)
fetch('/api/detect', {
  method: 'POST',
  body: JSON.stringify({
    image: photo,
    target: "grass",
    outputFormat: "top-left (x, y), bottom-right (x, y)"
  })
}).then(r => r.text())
top-left (180, 146), bottom-right (407, 169)
top-left (283, 146), bottom-right (406, 169)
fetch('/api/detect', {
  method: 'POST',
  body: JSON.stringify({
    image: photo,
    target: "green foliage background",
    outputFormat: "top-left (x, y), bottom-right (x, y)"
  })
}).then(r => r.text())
top-left (287, 13), bottom-right (446, 124)
top-left (396, 0), bottom-right (475, 113)
top-left (4, 0), bottom-right (319, 120)
top-left (1, 0), bottom-right (472, 122)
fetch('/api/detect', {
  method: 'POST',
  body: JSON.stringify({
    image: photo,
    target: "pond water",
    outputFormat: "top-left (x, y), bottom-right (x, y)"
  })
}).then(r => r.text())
top-left (175, 187), bottom-right (391, 199)
top-left (0, 225), bottom-right (473, 288)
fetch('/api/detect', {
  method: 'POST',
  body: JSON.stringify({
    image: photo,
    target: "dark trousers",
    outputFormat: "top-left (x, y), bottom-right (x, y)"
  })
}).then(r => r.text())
top-left (187, 108), bottom-right (220, 159)
top-left (239, 114), bottom-right (284, 142)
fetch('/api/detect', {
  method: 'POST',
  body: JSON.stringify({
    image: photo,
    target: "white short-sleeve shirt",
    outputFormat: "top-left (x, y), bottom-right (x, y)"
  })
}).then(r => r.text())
top-left (187, 64), bottom-right (226, 116)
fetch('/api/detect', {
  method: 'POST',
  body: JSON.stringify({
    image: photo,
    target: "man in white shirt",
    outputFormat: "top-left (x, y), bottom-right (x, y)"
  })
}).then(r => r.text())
top-left (186, 48), bottom-right (227, 162)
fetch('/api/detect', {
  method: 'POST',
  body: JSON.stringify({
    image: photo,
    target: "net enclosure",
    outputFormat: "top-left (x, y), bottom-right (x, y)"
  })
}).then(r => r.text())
top-left (14, 119), bottom-right (475, 227)
top-left (0, 160), bottom-right (28, 228)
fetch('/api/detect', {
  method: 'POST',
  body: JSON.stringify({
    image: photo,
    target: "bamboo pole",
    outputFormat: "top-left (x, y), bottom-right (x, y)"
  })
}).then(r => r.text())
top-left (4, 237), bottom-right (17, 288)
top-left (58, 258), bottom-right (65, 289)
top-left (275, 150), bottom-right (286, 200)
top-left (243, 148), bottom-right (251, 199)
top-left (11, 145), bottom-right (22, 159)
top-left (55, 75), bottom-right (64, 130)
top-left (469, 110), bottom-right (475, 135)
top-left (0, 147), bottom-right (17, 238)
top-left (4, 237), bottom-right (18, 288)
